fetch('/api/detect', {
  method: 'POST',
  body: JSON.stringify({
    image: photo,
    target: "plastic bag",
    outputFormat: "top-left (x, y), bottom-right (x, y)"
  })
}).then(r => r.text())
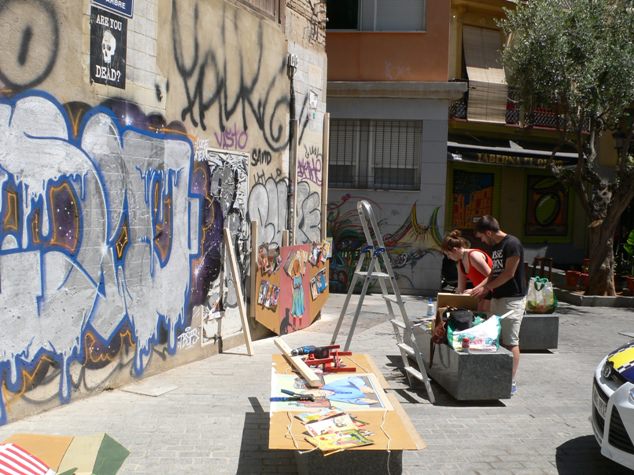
top-left (446, 314), bottom-right (484, 346)
top-left (526, 276), bottom-right (557, 314)
top-left (448, 315), bottom-right (501, 352)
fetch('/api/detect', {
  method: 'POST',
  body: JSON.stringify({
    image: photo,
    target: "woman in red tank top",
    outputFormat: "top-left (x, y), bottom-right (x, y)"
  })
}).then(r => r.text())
top-left (441, 229), bottom-right (493, 311)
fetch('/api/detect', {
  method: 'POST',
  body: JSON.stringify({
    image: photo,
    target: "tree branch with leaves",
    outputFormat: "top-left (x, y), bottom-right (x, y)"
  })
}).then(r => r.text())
top-left (499, 0), bottom-right (634, 295)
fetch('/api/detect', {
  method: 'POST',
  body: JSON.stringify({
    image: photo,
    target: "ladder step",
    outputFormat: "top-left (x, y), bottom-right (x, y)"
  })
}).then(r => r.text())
top-left (404, 366), bottom-right (426, 382)
top-left (390, 319), bottom-right (406, 329)
top-left (382, 295), bottom-right (405, 305)
top-left (397, 343), bottom-right (415, 356)
top-left (355, 271), bottom-right (390, 278)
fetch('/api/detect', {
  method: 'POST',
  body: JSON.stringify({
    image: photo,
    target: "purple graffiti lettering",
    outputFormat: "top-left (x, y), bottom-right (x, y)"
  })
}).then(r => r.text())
top-left (297, 145), bottom-right (322, 186)
top-left (213, 124), bottom-right (249, 150)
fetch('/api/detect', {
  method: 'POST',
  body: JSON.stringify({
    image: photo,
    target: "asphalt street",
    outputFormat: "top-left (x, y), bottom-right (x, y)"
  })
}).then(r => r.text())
top-left (0, 294), bottom-right (631, 474)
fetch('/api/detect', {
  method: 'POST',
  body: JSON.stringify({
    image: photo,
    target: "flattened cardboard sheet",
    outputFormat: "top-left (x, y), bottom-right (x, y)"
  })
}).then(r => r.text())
top-left (269, 354), bottom-right (425, 451)
top-left (57, 433), bottom-right (129, 475)
top-left (1, 433), bottom-right (73, 470)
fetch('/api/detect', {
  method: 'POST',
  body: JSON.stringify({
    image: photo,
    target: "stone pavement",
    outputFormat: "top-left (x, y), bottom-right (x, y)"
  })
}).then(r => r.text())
top-left (0, 294), bottom-right (632, 474)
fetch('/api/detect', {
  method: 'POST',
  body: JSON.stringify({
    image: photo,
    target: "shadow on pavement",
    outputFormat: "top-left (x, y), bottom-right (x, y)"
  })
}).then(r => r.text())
top-left (556, 435), bottom-right (632, 474)
top-left (236, 397), bottom-right (297, 474)
top-left (384, 355), bottom-right (507, 408)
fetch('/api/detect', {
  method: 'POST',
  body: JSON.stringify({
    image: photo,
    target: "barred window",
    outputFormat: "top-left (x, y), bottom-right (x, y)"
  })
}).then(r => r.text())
top-left (329, 119), bottom-right (423, 190)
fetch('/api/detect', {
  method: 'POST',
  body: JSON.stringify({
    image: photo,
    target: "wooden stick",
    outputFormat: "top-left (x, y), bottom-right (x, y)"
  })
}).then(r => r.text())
top-left (273, 337), bottom-right (323, 388)
top-left (250, 220), bottom-right (258, 319)
top-left (224, 227), bottom-right (254, 356)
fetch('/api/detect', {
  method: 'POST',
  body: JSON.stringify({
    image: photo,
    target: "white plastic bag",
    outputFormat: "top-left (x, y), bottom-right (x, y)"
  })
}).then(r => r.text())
top-left (449, 315), bottom-right (501, 352)
top-left (526, 277), bottom-right (557, 313)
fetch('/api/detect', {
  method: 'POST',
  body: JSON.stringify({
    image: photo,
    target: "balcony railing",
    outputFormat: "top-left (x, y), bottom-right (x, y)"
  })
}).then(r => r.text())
top-left (449, 82), bottom-right (565, 129)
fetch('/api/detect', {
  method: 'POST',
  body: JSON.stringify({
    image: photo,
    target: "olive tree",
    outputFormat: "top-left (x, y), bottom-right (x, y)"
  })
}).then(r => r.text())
top-left (499, 0), bottom-right (634, 295)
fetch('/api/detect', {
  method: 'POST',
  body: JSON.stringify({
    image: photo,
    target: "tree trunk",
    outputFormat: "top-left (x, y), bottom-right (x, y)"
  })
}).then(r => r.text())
top-left (587, 224), bottom-right (616, 296)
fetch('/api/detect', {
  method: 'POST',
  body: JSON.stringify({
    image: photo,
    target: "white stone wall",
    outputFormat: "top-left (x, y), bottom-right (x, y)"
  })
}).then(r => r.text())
top-left (327, 98), bottom-right (450, 294)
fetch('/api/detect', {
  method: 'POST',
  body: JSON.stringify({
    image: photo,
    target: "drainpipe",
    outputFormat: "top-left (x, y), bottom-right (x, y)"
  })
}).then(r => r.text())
top-left (287, 53), bottom-right (298, 245)
top-left (321, 112), bottom-right (330, 241)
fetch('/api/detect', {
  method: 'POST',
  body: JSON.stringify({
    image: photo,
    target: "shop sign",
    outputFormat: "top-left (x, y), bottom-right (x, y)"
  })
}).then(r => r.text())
top-left (92, 0), bottom-right (133, 18)
top-left (475, 152), bottom-right (567, 168)
top-left (90, 7), bottom-right (127, 89)
top-left (451, 149), bottom-right (576, 168)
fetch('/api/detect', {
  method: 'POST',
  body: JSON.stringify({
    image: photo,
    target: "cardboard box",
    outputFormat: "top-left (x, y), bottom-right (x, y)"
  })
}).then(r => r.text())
top-left (436, 292), bottom-right (478, 312)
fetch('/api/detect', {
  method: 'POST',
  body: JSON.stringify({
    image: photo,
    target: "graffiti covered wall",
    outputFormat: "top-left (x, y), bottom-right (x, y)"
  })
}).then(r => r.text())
top-left (0, 0), bottom-right (327, 424)
top-left (328, 192), bottom-right (444, 295)
top-left (163, 0), bottom-right (293, 248)
top-left (0, 91), bottom-right (198, 423)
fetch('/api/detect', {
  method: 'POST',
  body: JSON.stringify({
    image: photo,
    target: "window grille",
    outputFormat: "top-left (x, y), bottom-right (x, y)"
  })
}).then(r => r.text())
top-left (329, 119), bottom-right (423, 190)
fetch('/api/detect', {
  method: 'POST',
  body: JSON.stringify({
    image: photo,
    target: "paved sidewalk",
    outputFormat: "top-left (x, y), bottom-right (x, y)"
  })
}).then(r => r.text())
top-left (0, 294), bottom-right (632, 474)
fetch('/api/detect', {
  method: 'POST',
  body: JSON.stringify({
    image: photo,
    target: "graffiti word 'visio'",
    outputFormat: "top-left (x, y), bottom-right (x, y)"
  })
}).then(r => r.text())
top-left (214, 124), bottom-right (248, 150)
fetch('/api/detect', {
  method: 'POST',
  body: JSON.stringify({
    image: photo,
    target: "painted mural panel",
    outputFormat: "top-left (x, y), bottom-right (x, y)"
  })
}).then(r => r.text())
top-left (327, 194), bottom-right (442, 293)
top-left (525, 175), bottom-right (569, 237)
top-left (451, 169), bottom-right (494, 229)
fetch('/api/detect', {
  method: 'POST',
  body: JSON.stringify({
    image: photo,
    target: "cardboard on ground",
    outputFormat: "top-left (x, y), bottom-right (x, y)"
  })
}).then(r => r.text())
top-left (269, 353), bottom-right (426, 451)
top-left (436, 292), bottom-right (478, 311)
top-left (2, 432), bottom-right (129, 474)
top-left (2, 433), bottom-right (73, 470)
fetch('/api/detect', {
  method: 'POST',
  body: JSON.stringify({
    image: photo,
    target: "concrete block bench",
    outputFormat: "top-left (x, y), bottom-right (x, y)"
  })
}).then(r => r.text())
top-left (410, 327), bottom-right (513, 401)
top-left (519, 313), bottom-right (559, 350)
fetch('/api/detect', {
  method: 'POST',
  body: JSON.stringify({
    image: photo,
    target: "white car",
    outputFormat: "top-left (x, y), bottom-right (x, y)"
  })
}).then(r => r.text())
top-left (593, 340), bottom-right (634, 470)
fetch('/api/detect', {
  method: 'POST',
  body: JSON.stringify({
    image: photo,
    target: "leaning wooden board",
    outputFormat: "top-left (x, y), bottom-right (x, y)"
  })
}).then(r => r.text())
top-left (268, 353), bottom-right (426, 451)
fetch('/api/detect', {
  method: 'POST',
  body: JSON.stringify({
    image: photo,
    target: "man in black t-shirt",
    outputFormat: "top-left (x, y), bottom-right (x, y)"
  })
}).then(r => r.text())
top-left (470, 215), bottom-right (527, 395)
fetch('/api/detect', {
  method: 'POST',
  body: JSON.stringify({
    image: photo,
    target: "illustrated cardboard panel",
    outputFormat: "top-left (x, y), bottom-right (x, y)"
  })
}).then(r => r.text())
top-left (306, 239), bottom-right (330, 321)
top-left (278, 244), bottom-right (313, 334)
top-left (270, 372), bottom-right (393, 412)
top-left (253, 242), bottom-right (284, 334)
top-left (254, 241), bottom-right (331, 335)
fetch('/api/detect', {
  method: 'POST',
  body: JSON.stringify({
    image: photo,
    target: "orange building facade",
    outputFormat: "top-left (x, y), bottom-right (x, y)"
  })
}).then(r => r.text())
top-left (325, 0), bottom-right (465, 294)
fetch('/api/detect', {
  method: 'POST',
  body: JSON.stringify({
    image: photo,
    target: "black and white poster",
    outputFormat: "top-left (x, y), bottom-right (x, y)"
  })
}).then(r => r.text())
top-left (90, 6), bottom-right (127, 89)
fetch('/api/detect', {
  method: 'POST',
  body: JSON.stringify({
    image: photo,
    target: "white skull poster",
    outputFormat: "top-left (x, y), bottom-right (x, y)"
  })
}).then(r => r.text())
top-left (90, 6), bottom-right (126, 89)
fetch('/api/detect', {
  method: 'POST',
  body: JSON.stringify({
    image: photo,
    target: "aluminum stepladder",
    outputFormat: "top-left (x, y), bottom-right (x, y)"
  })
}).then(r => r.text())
top-left (330, 200), bottom-right (435, 403)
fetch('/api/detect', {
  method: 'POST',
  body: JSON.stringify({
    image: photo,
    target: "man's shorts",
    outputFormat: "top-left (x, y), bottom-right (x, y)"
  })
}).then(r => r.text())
top-left (490, 296), bottom-right (526, 347)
